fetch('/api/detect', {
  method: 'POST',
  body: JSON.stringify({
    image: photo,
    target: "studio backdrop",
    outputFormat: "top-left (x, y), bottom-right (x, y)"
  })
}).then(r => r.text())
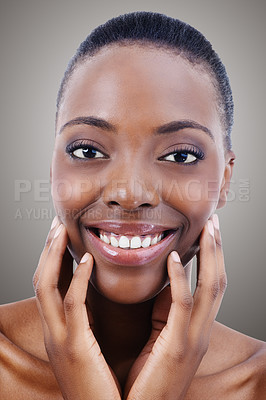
top-left (0, 0), bottom-right (265, 341)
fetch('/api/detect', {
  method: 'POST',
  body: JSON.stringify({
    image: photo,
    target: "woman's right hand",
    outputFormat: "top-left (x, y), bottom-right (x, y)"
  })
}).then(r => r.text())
top-left (124, 215), bottom-right (226, 400)
top-left (33, 217), bottom-right (122, 400)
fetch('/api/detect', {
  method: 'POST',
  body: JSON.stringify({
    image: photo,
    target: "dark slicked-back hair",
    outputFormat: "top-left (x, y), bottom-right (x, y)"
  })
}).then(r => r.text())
top-left (57, 11), bottom-right (234, 150)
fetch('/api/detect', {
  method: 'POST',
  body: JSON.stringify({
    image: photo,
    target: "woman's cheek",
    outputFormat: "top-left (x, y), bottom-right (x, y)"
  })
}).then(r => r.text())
top-left (163, 173), bottom-right (220, 214)
top-left (51, 169), bottom-right (101, 224)
top-left (161, 173), bottom-right (221, 264)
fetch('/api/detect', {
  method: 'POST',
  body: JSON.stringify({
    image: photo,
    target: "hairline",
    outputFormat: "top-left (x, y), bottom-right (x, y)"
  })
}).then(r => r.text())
top-left (56, 40), bottom-right (229, 151)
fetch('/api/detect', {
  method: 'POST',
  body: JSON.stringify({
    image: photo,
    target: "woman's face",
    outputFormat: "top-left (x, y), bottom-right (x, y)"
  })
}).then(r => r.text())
top-left (52, 45), bottom-right (234, 304)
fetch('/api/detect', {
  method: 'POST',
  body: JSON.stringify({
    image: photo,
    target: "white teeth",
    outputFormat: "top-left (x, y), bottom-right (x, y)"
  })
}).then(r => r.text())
top-left (141, 236), bottom-right (151, 248)
top-left (98, 230), bottom-right (165, 249)
top-left (110, 236), bottom-right (119, 247)
top-left (130, 236), bottom-right (142, 249)
top-left (103, 234), bottom-right (110, 244)
top-left (151, 234), bottom-right (158, 245)
top-left (119, 235), bottom-right (130, 248)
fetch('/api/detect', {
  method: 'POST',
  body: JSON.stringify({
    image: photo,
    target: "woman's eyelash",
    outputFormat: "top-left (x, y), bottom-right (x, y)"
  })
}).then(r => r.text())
top-left (66, 141), bottom-right (204, 164)
top-left (159, 145), bottom-right (205, 165)
top-left (66, 140), bottom-right (107, 160)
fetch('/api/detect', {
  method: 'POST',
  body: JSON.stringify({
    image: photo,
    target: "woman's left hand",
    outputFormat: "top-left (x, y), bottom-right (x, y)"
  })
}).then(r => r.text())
top-left (124, 214), bottom-right (226, 400)
top-left (33, 219), bottom-right (122, 400)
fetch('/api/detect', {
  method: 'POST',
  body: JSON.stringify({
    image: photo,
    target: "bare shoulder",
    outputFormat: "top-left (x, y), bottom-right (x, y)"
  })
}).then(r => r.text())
top-left (0, 297), bottom-right (47, 360)
top-left (193, 321), bottom-right (266, 399)
top-left (0, 296), bottom-right (38, 328)
top-left (0, 298), bottom-right (62, 399)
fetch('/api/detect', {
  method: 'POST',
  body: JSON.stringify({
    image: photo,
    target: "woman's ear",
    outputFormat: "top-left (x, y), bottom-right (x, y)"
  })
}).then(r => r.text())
top-left (217, 150), bottom-right (236, 209)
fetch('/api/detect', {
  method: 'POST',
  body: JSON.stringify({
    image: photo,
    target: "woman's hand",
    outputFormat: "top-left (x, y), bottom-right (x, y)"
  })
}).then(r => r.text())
top-left (124, 214), bottom-right (226, 400)
top-left (33, 217), bottom-right (122, 400)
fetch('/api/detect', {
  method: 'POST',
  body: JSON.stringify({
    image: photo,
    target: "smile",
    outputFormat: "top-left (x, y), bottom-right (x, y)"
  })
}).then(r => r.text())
top-left (83, 223), bottom-right (179, 266)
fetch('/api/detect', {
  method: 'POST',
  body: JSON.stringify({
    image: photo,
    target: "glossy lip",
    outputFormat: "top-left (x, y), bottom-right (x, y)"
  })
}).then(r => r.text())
top-left (84, 226), bottom-right (179, 266)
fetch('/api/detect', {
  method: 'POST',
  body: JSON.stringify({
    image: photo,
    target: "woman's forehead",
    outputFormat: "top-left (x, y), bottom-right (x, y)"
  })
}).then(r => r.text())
top-left (57, 45), bottom-right (222, 142)
top-left (66, 44), bottom-right (214, 96)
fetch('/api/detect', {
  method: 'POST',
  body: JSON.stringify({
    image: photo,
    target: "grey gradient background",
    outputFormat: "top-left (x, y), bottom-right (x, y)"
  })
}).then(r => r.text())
top-left (0, 0), bottom-right (265, 341)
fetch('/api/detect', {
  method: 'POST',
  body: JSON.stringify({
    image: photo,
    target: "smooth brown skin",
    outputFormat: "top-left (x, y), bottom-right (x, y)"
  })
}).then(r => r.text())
top-left (1, 45), bottom-right (265, 399)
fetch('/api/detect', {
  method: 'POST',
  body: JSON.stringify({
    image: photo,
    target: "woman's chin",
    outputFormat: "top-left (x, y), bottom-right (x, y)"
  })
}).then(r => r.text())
top-left (67, 235), bottom-right (200, 304)
top-left (89, 274), bottom-right (168, 304)
top-left (88, 258), bottom-right (169, 304)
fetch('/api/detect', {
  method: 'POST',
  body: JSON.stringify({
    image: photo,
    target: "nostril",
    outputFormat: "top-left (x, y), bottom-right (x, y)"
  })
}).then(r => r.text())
top-left (108, 201), bottom-right (153, 210)
top-left (142, 203), bottom-right (151, 208)
top-left (109, 201), bottom-right (120, 206)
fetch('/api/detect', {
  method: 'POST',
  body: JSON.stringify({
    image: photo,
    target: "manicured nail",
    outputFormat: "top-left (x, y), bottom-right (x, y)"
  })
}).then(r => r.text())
top-left (207, 220), bottom-right (214, 237)
top-left (54, 224), bottom-right (63, 238)
top-left (171, 251), bottom-right (180, 263)
top-left (212, 214), bottom-right (219, 230)
top-left (80, 253), bottom-right (90, 263)
top-left (51, 216), bottom-right (58, 230)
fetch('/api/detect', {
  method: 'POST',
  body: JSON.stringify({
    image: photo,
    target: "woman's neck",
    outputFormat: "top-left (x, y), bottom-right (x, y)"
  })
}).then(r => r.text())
top-left (85, 261), bottom-right (193, 387)
top-left (86, 260), bottom-right (192, 357)
top-left (87, 284), bottom-right (155, 361)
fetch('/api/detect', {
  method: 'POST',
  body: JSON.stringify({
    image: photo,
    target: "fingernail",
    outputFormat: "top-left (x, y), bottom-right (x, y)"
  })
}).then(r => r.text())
top-left (212, 214), bottom-right (219, 230)
top-left (54, 224), bottom-right (63, 238)
top-left (51, 216), bottom-right (58, 230)
top-left (80, 252), bottom-right (90, 263)
top-left (207, 220), bottom-right (214, 237)
top-left (171, 251), bottom-right (180, 263)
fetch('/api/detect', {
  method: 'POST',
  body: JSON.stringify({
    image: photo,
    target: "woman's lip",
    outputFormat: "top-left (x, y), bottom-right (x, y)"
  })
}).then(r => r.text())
top-left (84, 227), bottom-right (179, 266)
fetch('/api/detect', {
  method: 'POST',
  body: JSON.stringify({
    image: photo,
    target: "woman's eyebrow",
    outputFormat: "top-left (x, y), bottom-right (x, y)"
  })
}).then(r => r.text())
top-left (58, 116), bottom-right (117, 134)
top-left (154, 120), bottom-right (215, 142)
top-left (58, 116), bottom-right (214, 142)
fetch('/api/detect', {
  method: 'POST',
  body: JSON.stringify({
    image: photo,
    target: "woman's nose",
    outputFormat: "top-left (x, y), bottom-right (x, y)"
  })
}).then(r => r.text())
top-left (101, 168), bottom-right (160, 211)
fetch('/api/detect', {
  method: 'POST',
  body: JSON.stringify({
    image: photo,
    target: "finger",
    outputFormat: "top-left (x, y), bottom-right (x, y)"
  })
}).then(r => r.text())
top-left (35, 294), bottom-right (50, 338)
top-left (35, 223), bottom-right (69, 331)
top-left (58, 247), bottom-right (74, 298)
top-left (33, 216), bottom-right (60, 290)
top-left (64, 253), bottom-right (94, 337)
top-left (206, 214), bottom-right (227, 323)
top-left (165, 251), bottom-right (193, 343)
top-left (190, 219), bottom-right (219, 333)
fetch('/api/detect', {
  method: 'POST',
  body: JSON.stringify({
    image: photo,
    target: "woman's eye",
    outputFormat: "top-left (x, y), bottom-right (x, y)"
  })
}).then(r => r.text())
top-left (72, 146), bottom-right (106, 159)
top-left (162, 151), bottom-right (198, 164)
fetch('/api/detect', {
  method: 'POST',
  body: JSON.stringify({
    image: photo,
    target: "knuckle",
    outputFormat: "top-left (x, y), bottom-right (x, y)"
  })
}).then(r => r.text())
top-left (173, 346), bottom-right (187, 362)
top-left (32, 271), bottom-right (39, 290)
top-left (215, 235), bottom-right (223, 249)
top-left (209, 280), bottom-right (220, 300)
top-left (219, 274), bottom-right (228, 294)
top-left (64, 336), bottom-right (86, 363)
top-left (34, 284), bottom-right (44, 301)
top-left (193, 342), bottom-right (208, 360)
top-left (190, 336), bottom-right (209, 360)
top-left (64, 294), bottom-right (77, 314)
top-left (44, 235), bottom-right (53, 249)
top-left (45, 338), bottom-right (65, 360)
top-left (179, 293), bottom-right (193, 311)
top-left (35, 282), bottom-right (57, 301)
top-left (65, 343), bottom-right (78, 363)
